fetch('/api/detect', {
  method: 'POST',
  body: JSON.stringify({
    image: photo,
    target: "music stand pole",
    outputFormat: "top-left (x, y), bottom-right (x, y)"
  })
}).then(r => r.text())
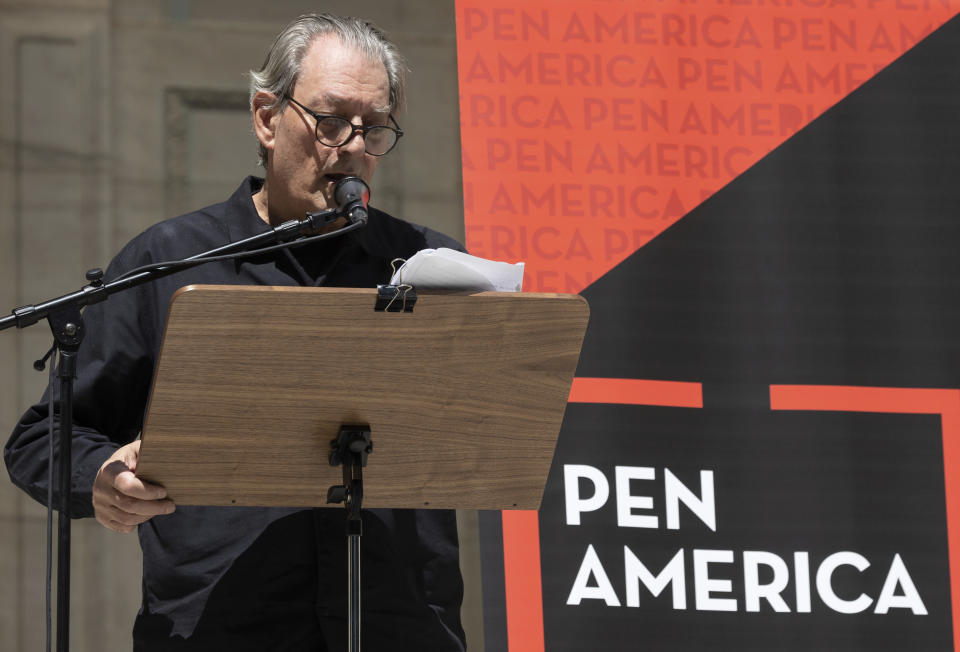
top-left (327, 425), bottom-right (373, 652)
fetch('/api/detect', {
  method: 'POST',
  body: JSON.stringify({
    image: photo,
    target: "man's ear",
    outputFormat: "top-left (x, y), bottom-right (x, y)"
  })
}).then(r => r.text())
top-left (252, 91), bottom-right (280, 155)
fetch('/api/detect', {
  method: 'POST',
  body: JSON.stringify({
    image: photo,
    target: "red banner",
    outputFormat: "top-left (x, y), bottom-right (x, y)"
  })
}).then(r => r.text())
top-left (457, 1), bottom-right (958, 292)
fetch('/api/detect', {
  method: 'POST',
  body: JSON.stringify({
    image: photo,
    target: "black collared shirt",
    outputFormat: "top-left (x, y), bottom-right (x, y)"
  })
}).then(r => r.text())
top-left (4, 177), bottom-right (467, 651)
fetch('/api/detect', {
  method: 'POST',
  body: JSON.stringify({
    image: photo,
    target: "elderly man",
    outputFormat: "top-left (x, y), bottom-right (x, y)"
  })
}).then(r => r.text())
top-left (4, 14), bottom-right (465, 652)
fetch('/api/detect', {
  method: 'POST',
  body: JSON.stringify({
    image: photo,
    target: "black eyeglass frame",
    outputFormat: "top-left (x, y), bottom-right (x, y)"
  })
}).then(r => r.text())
top-left (283, 94), bottom-right (403, 156)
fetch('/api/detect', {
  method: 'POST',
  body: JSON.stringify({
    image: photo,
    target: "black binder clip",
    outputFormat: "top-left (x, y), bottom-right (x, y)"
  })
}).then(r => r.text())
top-left (375, 284), bottom-right (416, 313)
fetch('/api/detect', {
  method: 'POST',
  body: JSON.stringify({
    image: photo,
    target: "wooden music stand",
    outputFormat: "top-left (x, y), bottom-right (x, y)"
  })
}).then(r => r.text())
top-left (135, 284), bottom-right (589, 651)
top-left (137, 284), bottom-right (588, 510)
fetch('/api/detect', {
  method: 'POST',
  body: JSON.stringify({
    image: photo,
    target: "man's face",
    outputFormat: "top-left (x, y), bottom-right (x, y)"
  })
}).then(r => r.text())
top-left (262, 36), bottom-right (390, 221)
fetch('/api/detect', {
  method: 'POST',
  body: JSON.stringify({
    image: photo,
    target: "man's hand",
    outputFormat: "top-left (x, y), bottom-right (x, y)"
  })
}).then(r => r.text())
top-left (92, 440), bottom-right (175, 533)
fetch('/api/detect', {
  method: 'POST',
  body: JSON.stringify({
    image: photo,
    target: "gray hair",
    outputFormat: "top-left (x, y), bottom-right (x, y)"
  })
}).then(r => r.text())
top-left (249, 13), bottom-right (407, 168)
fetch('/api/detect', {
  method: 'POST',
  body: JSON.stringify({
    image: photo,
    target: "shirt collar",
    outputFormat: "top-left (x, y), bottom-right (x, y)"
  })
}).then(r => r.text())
top-left (224, 176), bottom-right (272, 240)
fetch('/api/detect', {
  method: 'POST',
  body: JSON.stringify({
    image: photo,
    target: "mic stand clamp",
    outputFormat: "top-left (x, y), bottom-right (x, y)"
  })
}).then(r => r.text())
top-left (303, 207), bottom-right (340, 231)
top-left (327, 425), bottom-right (373, 652)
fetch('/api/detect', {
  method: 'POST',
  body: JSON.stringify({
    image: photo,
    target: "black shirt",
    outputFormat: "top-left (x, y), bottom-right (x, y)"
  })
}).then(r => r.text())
top-left (4, 177), bottom-right (467, 651)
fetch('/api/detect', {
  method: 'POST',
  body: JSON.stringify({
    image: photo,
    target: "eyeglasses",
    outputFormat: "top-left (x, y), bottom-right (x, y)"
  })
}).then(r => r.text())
top-left (284, 95), bottom-right (403, 156)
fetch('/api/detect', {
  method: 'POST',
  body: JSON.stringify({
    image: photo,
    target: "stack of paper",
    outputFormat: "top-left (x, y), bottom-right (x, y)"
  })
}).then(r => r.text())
top-left (389, 248), bottom-right (524, 292)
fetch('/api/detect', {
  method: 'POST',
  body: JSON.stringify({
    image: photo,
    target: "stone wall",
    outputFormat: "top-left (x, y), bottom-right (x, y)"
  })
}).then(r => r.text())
top-left (0, 1), bottom-right (476, 649)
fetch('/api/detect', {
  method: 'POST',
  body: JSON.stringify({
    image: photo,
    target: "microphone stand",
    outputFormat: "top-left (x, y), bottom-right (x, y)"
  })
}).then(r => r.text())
top-left (0, 188), bottom-right (367, 652)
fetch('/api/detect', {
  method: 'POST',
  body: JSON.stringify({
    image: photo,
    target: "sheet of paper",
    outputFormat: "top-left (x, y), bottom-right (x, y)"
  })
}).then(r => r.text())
top-left (389, 248), bottom-right (525, 292)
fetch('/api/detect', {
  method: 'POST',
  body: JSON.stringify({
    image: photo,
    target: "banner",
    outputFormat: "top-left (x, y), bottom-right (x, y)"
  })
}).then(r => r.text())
top-left (456, 2), bottom-right (960, 650)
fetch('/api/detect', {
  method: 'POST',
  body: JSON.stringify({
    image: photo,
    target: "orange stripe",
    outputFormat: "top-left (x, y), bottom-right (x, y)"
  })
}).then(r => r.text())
top-left (941, 398), bottom-right (960, 652)
top-left (569, 377), bottom-right (703, 408)
top-left (502, 510), bottom-right (545, 652)
top-left (770, 384), bottom-right (957, 414)
top-left (771, 384), bottom-right (960, 652)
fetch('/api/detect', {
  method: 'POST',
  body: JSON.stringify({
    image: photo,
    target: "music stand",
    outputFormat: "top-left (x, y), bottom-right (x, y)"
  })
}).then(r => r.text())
top-left (136, 284), bottom-right (590, 650)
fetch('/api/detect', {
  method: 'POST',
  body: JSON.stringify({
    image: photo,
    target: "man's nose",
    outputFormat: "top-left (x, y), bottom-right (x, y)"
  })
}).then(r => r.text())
top-left (340, 127), bottom-right (367, 155)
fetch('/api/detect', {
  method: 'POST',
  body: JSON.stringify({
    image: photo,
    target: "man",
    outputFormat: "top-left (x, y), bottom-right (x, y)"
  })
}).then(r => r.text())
top-left (4, 14), bottom-right (466, 652)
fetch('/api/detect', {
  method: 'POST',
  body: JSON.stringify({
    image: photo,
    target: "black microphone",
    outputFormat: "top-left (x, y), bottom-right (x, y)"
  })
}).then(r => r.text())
top-left (334, 176), bottom-right (370, 225)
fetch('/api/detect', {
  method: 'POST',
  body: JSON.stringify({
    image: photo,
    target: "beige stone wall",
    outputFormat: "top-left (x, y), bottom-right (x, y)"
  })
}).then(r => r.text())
top-left (0, 1), bottom-right (476, 649)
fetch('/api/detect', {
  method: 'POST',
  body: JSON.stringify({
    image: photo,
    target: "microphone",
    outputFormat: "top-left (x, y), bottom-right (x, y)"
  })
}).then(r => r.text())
top-left (334, 176), bottom-right (370, 225)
